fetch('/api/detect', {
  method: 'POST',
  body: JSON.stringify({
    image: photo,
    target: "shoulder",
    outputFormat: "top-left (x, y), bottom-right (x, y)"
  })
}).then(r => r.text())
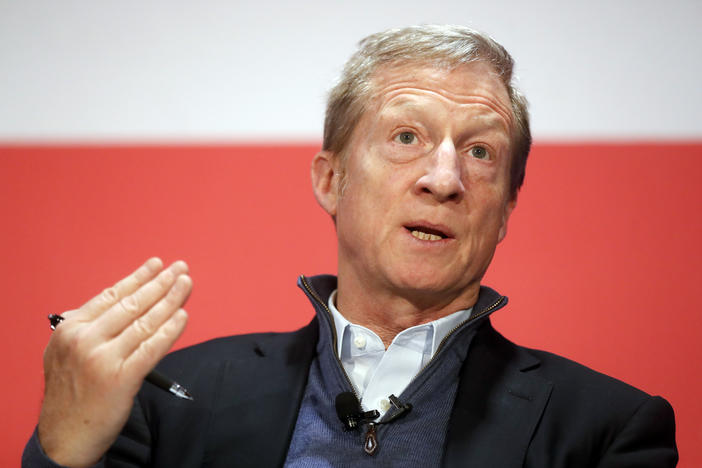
top-left (482, 325), bottom-right (677, 464)
top-left (525, 343), bottom-right (674, 424)
top-left (480, 322), bottom-right (653, 402)
top-left (526, 346), bottom-right (650, 400)
top-left (144, 319), bottom-right (319, 401)
top-left (522, 345), bottom-right (674, 427)
top-left (161, 318), bottom-right (318, 367)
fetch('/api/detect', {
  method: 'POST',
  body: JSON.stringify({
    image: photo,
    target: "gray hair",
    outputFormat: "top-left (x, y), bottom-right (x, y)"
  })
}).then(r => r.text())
top-left (322, 25), bottom-right (531, 199)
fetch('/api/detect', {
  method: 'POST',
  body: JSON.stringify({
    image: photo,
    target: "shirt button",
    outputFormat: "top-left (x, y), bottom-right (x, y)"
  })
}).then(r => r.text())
top-left (379, 399), bottom-right (391, 412)
top-left (353, 334), bottom-right (367, 349)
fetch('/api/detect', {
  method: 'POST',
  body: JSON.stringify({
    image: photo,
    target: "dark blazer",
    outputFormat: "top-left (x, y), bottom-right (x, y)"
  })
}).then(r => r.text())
top-left (100, 316), bottom-right (676, 468)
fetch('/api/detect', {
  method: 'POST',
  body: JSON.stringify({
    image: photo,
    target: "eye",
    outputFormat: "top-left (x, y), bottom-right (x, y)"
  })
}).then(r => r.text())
top-left (394, 131), bottom-right (417, 145)
top-left (469, 146), bottom-right (490, 160)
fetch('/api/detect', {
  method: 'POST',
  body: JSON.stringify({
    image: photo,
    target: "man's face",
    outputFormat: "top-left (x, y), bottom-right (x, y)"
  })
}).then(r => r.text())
top-left (319, 61), bottom-right (516, 306)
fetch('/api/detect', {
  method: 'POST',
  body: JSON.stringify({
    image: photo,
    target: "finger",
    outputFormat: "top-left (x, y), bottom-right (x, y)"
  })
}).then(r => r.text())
top-left (65, 258), bottom-right (164, 323)
top-left (113, 274), bottom-right (193, 357)
top-left (93, 261), bottom-right (189, 338)
top-left (121, 308), bottom-right (189, 381)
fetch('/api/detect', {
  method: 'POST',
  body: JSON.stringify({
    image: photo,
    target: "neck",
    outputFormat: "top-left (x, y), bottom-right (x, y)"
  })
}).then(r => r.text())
top-left (334, 273), bottom-right (480, 348)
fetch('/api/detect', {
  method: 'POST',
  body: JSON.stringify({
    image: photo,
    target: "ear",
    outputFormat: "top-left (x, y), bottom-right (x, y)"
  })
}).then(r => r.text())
top-left (497, 197), bottom-right (517, 243)
top-left (311, 150), bottom-right (340, 217)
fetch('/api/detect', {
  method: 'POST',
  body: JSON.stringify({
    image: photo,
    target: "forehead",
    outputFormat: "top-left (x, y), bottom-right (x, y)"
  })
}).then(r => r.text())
top-left (366, 61), bottom-right (514, 129)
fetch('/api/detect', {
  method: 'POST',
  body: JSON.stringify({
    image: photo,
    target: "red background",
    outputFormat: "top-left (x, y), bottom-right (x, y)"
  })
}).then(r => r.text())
top-left (2, 143), bottom-right (701, 466)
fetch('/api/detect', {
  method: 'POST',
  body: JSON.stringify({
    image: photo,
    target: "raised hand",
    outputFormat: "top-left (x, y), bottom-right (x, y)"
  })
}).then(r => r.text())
top-left (37, 258), bottom-right (192, 467)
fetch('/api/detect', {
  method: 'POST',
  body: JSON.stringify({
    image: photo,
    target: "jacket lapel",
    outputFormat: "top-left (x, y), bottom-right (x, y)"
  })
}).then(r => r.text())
top-left (203, 319), bottom-right (318, 468)
top-left (443, 321), bottom-right (553, 468)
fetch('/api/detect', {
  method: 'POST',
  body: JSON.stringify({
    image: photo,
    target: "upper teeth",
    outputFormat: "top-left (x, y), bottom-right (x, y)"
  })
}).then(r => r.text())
top-left (411, 230), bottom-right (442, 241)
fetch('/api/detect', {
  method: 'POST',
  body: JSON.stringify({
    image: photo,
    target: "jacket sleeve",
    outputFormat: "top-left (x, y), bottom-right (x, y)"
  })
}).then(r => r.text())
top-left (21, 397), bottom-right (151, 468)
top-left (103, 396), bottom-right (153, 467)
top-left (596, 396), bottom-right (678, 468)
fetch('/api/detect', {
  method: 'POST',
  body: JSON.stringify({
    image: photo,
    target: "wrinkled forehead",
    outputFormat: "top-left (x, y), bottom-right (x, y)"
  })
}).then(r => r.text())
top-left (364, 61), bottom-right (514, 130)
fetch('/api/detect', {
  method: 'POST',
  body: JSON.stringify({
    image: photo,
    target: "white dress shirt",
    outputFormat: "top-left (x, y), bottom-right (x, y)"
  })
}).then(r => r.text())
top-left (327, 290), bottom-right (472, 418)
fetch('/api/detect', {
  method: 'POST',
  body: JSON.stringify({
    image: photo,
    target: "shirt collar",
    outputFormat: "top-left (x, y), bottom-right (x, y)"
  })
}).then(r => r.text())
top-left (327, 289), bottom-right (472, 358)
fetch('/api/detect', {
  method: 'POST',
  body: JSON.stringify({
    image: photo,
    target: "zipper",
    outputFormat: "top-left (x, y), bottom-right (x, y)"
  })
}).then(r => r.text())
top-left (300, 275), bottom-right (505, 456)
top-left (300, 275), bottom-right (360, 401)
top-left (364, 423), bottom-right (378, 455)
top-left (301, 275), bottom-right (379, 455)
top-left (413, 293), bottom-right (505, 380)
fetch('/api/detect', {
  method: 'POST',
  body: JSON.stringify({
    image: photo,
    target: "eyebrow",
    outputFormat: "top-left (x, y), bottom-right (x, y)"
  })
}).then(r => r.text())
top-left (381, 96), bottom-right (511, 133)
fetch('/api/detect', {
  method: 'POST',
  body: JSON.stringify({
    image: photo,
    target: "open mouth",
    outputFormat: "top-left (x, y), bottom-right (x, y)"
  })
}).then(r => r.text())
top-left (405, 225), bottom-right (450, 241)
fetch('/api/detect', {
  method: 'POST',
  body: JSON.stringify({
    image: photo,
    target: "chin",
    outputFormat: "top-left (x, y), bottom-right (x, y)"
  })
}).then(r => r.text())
top-left (390, 268), bottom-right (464, 296)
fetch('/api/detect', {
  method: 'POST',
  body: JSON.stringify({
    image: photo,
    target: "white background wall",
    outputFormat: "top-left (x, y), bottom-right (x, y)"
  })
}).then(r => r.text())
top-left (1, 0), bottom-right (700, 142)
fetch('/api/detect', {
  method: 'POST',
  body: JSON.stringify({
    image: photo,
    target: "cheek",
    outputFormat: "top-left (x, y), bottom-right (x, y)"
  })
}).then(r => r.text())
top-left (464, 179), bottom-right (510, 225)
top-left (336, 172), bottom-right (382, 227)
top-left (463, 156), bottom-right (499, 180)
top-left (352, 155), bottom-right (405, 199)
top-left (464, 156), bottom-right (511, 198)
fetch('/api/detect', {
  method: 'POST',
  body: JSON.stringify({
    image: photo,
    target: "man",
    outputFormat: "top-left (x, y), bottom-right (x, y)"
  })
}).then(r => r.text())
top-left (24, 25), bottom-right (677, 467)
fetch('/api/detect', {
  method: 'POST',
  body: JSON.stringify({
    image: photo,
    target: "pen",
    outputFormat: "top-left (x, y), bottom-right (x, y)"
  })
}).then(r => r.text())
top-left (48, 313), bottom-right (194, 401)
top-left (145, 368), bottom-right (193, 400)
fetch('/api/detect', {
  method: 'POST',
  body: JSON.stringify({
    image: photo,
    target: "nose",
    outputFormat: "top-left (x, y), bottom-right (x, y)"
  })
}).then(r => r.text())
top-left (414, 139), bottom-right (465, 202)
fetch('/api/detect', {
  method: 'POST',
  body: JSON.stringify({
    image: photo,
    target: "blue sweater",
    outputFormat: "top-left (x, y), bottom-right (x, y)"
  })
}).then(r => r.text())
top-left (284, 285), bottom-right (483, 467)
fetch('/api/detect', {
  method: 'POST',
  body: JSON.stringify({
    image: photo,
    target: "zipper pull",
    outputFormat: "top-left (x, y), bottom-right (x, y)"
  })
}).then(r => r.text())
top-left (364, 423), bottom-right (378, 455)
